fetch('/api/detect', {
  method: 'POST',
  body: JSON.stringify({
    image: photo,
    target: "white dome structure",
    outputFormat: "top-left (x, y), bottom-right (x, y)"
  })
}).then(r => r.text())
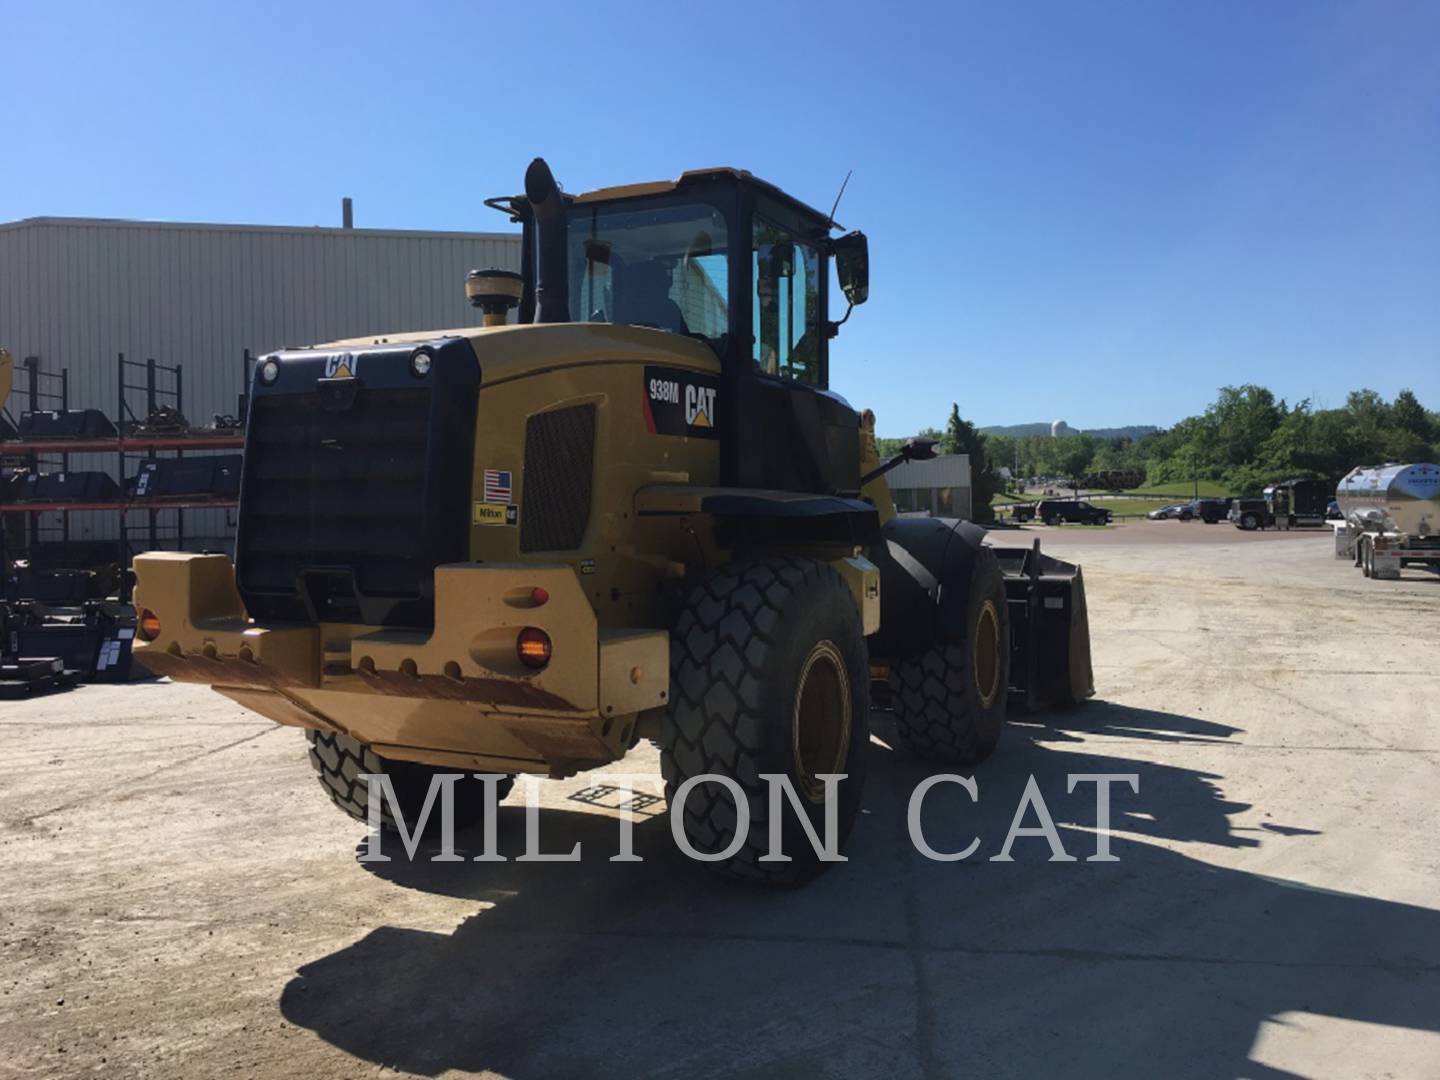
top-left (1050, 419), bottom-right (1072, 438)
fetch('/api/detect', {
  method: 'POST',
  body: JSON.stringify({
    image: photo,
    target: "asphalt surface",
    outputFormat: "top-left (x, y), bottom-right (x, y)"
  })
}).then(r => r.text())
top-left (2, 522), bottom-right (1438, 1078)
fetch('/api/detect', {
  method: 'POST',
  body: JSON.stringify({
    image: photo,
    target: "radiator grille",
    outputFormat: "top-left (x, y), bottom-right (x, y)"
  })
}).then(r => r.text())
top-left (520, 405), bottom-right (596, 552)
top-left (238, 388), bottom-right (435, 618)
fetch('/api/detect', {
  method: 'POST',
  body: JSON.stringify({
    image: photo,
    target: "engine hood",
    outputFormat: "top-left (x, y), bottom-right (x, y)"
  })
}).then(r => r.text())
top-left (315, 322), bottom-right (719, 386)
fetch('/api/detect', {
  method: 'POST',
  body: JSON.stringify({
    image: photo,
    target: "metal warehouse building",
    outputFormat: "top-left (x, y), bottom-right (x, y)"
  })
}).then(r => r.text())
top-left (888, 453), bottom-right (973, 519)
top-left (0, 215), bottom-right (521, 552)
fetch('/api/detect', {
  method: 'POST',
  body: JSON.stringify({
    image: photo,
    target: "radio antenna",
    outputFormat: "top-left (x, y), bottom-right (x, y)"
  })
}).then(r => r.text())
top-left (826, 169), bottom-right (853, 230)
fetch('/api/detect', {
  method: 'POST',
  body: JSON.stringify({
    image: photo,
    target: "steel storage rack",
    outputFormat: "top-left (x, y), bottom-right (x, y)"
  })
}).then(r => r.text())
top-left (0, 352), bottom-right (249, 599)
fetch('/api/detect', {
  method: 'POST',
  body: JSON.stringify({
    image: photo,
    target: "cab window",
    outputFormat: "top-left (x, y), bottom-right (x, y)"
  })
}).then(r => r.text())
top-left (566, 199), bottom-right (730, 348)
top-left (752, 218), bottom-right (821, 384)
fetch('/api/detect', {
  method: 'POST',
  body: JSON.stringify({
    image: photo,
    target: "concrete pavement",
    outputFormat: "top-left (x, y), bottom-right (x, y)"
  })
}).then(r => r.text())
top-left (2, 525), bottom-right (1437, 1078)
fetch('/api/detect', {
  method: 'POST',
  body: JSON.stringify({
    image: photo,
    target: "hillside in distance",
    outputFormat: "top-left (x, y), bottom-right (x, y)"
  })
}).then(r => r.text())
top-left (980, 422), bottom-right (1160, 441)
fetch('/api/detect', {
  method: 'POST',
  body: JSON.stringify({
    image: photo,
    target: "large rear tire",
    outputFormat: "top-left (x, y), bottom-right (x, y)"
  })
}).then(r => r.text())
top-left (886, 547), bottom-right (1011, 766)
top-left (306, 729), bottom-right (513, 833)
top-left (661, 558), bottom-right (870, 886)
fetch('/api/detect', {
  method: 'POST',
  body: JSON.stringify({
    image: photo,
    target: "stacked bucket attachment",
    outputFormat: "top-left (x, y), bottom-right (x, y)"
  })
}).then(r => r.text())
top-left (994, 539), bottom-right (1094, 710)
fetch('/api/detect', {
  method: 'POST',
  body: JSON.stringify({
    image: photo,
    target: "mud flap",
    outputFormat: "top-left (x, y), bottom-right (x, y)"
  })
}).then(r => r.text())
top-left (870, 516), bottom-right (989, 661)
top-left (871, 521), bottom-right (1094, 712)
top-left (992, 540), bottom-right (1094, 710)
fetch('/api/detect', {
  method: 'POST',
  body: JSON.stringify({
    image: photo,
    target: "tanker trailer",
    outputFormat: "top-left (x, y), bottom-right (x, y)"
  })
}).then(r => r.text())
top-left (1334, 463), bottom-right (1440, 580)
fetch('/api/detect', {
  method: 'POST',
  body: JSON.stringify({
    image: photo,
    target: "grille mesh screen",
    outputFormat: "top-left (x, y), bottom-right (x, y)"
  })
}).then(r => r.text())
top-left (519, 404), bottom-right (596, 552)
top-left (239, 389), bottom-right (430, 600)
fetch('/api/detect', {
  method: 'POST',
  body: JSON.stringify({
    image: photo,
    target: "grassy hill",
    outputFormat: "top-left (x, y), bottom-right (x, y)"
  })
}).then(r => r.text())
top-left (1119, 480), bottom-right (1230, 498)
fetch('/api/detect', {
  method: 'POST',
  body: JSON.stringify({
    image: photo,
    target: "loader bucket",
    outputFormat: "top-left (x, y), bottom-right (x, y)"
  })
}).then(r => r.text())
top-left (992, 539), bottom-right (1094, 711)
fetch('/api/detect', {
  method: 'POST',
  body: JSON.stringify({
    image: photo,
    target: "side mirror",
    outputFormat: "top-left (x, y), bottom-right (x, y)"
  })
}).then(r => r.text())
top-left (858, 433), bottom-right (938, 487)
top-left (833, 230), bottom-right (869, 306)
top-left (904, 436), bottom-right (937, 461)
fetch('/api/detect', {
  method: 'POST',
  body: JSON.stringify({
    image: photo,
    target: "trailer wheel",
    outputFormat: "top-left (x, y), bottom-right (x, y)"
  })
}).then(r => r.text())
top-left (661, 558), bottom-right (870, 885)
top-left (1360, 536), bottom-right (1373, 578)
top-left (886, 547), bottom-right (1010, 767)
top-left (306, 729), bottom-right (512, 833)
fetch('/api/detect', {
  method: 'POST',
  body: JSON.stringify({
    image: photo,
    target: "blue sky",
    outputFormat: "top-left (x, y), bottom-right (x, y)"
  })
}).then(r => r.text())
top-left (4, 1), bottom-right (1437, 436)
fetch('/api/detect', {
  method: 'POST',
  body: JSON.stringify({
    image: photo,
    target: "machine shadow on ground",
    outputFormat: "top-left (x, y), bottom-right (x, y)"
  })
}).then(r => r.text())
top-left (278, 703), bottom-right (1440, 1079)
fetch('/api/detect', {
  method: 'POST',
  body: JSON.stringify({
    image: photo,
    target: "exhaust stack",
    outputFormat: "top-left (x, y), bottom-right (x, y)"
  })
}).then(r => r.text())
top-left (525, 158), bottom-right (570, 324)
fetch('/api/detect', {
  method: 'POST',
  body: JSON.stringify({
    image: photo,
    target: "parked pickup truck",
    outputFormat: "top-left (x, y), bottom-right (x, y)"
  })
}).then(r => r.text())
top-left (1229, 498), bottom-right (1272, 530)
top-left (1029, 499), bottom-right (1112, 526)
top-left (1190, 497), bottom-right (1234, 523)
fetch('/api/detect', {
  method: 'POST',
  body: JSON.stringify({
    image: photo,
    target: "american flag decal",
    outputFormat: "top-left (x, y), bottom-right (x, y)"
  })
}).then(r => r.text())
top-left (483, 469), bottom-right (513, 503)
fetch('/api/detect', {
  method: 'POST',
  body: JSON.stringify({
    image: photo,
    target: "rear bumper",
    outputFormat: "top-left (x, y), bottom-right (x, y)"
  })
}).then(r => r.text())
top-left (130, 553), bottom-right (668, 776)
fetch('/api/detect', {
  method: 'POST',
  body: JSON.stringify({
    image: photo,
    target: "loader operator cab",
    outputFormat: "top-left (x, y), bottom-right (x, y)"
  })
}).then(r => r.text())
top-left (487, 162), bottom-right (871, 495)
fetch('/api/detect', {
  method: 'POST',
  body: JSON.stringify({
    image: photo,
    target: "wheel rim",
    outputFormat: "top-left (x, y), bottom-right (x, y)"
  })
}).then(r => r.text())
top-left (791, 640), bottom-right (851, 805)
top-left (973, 599), bottom-right (1002, 708)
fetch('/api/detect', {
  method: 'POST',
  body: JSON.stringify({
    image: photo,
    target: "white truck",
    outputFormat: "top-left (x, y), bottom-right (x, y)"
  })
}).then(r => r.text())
top-left (1334, 463), bottom-right (1440, 580)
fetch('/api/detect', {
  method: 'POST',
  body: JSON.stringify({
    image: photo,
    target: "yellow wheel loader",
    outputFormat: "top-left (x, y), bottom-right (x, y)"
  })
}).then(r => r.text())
top-left (131, 159), bottom-right (1092, 884)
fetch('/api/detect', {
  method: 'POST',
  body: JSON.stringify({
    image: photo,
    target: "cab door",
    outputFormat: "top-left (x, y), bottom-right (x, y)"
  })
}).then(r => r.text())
top-left (731, 202), bottom-right (859, 494)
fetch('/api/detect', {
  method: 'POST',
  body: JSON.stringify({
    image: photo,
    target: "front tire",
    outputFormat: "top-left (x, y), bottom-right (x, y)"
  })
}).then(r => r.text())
top-left (886, 547), bottom-right (1011, 766)
top-left (306, 729), bottom-right (513, 833)
top-left (1242, 513), bottom-right (1258, 530)
top-left (661, 558), bottom-right (870, 885)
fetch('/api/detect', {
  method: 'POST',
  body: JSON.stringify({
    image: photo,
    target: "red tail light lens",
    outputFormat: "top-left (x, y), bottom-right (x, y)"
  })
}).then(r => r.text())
top-left (138, 610), bottom-right (162, 641)
top-left (516, 627), bottom-right (552, 669)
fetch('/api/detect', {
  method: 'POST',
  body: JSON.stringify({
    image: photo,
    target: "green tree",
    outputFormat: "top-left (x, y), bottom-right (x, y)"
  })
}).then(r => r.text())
top-left (1386, 389), bottom-right (1434, 462)
top-left (1391, 389), bottom-right (1429, 438)
top-left (873, 436), bottom-right (905, 460)
top-left (1207, 385), bottom-right (1281, 472)
top-left (985, 433), bottom-right (1019, 487)
top-left (1252, 399), bottom-right (1317, 479)
top-left (942, 403), bottom-right (1000, 521)
top-left (891, 383), bottom-right (1435, 511)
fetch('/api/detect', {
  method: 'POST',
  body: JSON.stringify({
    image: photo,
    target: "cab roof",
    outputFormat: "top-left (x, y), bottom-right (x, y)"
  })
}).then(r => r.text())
top-left (495, 167), bottom-right (839, 231)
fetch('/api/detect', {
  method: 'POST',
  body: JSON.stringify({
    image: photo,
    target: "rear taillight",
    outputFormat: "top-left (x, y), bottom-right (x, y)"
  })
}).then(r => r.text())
top-left (138, 610), bottom-right (161, 641)
top-left (516, 627), bottom-right (552, 670)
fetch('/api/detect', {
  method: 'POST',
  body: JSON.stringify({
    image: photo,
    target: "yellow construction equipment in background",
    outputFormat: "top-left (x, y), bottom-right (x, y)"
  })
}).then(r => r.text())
top-left (0, 348), bottom-right (13, 416)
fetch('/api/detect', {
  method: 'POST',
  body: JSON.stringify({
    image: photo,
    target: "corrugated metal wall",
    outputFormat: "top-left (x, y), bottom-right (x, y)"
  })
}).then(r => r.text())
top-left (888, 454), bottom-right (972, 489)
top-left (889, 454), bottom-right (973, 520)
top-left (0, 217), bottom-right (521, 551)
